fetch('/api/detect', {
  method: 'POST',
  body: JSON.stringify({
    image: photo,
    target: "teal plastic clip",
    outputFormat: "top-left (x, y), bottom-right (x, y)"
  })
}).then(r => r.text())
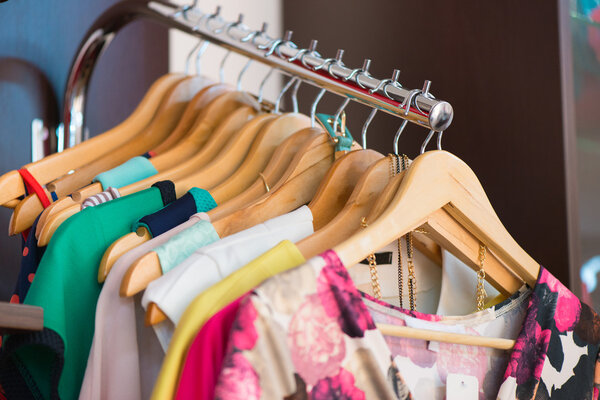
top-left (315, 113), bottom-right (354, 152)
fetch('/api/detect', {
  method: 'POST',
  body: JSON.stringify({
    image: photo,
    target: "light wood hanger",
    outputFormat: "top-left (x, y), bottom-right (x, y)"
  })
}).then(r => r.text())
top-left (191, 113), bottom-right (312, 203)
top-left (207, 128), bottom-right (321, 221)
top-left (9, 76), bottom-right (211, 235)
top-left (122, 129), bottom-right (354, 299)
top-left (96, 112), bottom-right (275, 282)
top-left (45, 75), bottom-right (209, 198)
top-left (0, 73), bottom-right (184, 208)
top-left (91, 91), bottom-right (262, 200)
top-left (97, 227), bottom-right (152, 282)
top-left (65, 84), bottom-right (233, 203)
top-left (37, 106), bottom-right (258, 247)
top-left (340, 155), bottom-right (524, 295)
top-left (35, 196), bottom-right (77, 239)
top-left (142, 136), bottom-right (364, 325)
top-left (37, 204), bottom-right (79, 246)
top-left (330, 150), bottom-right (538, 350)
top-left (297, 154), bottom-right (445, 267)
top-left (0, 302), bottom-right (44, 335)
top-left (308, 149), bottom-right (384, 230)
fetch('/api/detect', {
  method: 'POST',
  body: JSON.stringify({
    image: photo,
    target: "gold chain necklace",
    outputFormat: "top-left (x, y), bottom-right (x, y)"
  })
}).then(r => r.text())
top-left (476, 243), bottom-right (488, 311)
top-left (361, 217), bottom-right (382, 299)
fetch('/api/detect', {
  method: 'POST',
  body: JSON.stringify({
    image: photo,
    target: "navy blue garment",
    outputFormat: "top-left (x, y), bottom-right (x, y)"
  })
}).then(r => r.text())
top-left (132, 188), bottom-right (217, 238)
top-left (12, 214), bottom-right (46, 304)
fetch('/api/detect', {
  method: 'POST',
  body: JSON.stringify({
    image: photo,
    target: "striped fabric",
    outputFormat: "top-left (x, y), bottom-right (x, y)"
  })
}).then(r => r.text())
top-left (81, 187), bottom-right (121, 210)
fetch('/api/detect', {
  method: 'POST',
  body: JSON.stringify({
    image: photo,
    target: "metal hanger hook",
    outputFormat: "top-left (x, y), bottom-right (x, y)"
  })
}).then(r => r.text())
top-left (219, 51), bottom-right (231, 83)
top-left (333, 97), bottom-right (350, 134)
top-left (436, 131), bottom-right (444, 150)
top-left (240, 22), bottom-right (268, 44)
top-left (214, 13), bottom-right (244, 35)
top-left (420, 129), bottom-right (436, 154)
top-left (361, 108), bottom-right (378, 149)
top-left (345, 59), bottom-right (373, 89)
top-left (204, 6), bottom-right (222, 32)
top-left (401, 88), bottom-right (421, 116)
top-left (290, 78), bottom-right (302, 113)
top-left (275, 76), bottom-right (299, 114)
top-left (194, 40), bottom-right (209, 75)
top-left (289, 39), bottom-right (321, 66)
top-left (259, 30), bottom-right (297, 58)
top-left (236, 59), bottom-right (253, 91)
top-left (257, 68), bottom-right (274, 103)
top-left (393, 120), bottom-right (408, 155)
top-left (310, 88), bottom-right (326, 127)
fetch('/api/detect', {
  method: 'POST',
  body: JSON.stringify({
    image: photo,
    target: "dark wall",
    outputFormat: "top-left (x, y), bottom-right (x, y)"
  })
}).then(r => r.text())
top-left (0, 1), bottom-right (168, 300)
top-left (284, 1), bottom-right (571, 285)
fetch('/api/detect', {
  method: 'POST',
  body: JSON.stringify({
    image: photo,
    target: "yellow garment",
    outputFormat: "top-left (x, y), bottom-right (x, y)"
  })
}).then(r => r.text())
top-left (151, 240), bottom-right (306, 400)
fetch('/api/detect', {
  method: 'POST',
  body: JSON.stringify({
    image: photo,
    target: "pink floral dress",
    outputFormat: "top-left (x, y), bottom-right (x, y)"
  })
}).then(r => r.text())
top-left (214, 250), bottom-right (600, 399)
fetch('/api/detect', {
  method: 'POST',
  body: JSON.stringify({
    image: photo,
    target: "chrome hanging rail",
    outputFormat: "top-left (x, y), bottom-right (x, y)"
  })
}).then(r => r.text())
top-left (63, 0), bottom-right (453, 147)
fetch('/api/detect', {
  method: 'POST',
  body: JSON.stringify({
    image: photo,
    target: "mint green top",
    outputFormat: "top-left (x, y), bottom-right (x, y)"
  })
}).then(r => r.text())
top-left (93, 156), bottom-right (158, 189)
top-left (155, 220), bottom-right (220, 274)
top-left (10, 186), bottom-right (171, 400)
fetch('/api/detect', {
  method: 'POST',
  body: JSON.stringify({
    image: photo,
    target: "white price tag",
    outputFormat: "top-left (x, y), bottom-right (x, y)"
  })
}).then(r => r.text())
top-left (446, 373), bottom-right (478, 400)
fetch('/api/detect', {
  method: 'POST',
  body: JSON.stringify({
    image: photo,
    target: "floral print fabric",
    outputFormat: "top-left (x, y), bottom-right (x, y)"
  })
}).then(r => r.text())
top-left (215, 250), bottom-right (600, 399)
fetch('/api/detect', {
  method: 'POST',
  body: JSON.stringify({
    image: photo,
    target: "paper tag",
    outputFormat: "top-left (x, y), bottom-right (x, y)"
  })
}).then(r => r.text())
top-left (446, 373), bottom-right (478, 400)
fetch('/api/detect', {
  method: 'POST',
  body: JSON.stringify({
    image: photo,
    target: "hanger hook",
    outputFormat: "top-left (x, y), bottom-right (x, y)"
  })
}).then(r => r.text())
top-left (257, 68), bottom-right (275, 103)
top-left (310, 88), bottom-right (326, 127)
top-left (420, 129), bottom-right (436, 154)
top-left (332, 97), bottom-right (351, 133)
top-left (236, 59), bottom-right (253, 91)
top-left (240, 22), bottom-right (268, 44)
top-left (289, 39), bottom-right (320, 64)
top-left (361, 108), bottom-right (378, 149)
top-left (393, 120), bottom-right (408, 155)
top-left (436, 131), bottom-right (444, 150)
top-left (185, 12), bottom-right (209, 75)
top-left (290, 78), bottom-right (302, 113)
top-left (194, 40), bottom-right (209, 75)
top-left (259, 30), bottom-right (297, 57)
top-left (275, 76), bottom-right (299, 114)
top-left (204, 6), bottom-right (222, 31)
top-left (345, 59), bottom-right (373, 89)
top-left (414, 80), bottom-right (436, 115)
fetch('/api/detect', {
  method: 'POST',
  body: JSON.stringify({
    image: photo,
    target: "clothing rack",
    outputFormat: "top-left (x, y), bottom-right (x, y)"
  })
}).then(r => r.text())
top-left (63, 0), bottom-right (454, 147)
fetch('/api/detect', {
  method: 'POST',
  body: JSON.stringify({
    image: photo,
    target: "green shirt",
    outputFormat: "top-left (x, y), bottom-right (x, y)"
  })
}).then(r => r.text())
top-left (0, 183), bottom-right (174, 400)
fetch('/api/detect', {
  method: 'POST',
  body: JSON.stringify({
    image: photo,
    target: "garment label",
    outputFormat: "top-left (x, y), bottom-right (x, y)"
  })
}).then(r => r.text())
top-left (446, 373), bottom-right (478, 400)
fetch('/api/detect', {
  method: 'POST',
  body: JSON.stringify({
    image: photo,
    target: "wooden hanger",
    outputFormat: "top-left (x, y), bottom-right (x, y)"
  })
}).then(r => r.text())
top-left (9, 76), bottom-right (211, 235)
top-left (297, 154), bottom-right (444, 266)
top-left (0, 73), bottom-right (184, 208)
top-left (111, 115), bottom-right (311, 288)
top-left (350, 160), bottom-right (520, 295)
top-left (89, 91), bottom-right (262, 200)
top-left (35, 196), bottom-right (77, 239)
top-left (192, 113), bottom-right (312, 203)
top-left (142, 136), bottom-right (365, 326)
top-left (97, 227), bottom-right (152, 282)
top-left (96, 112), bottom-right (274, 282)
top-left (308, 149), bottom-right (384, 230)
top-left (37, 106), bottom-right (259, 247)
top-left (36, 204), bottom-right (79, 246)
top-left (122, 129), bottom-right (353, 299)
top-left (207, 127), bottom-right (321, 221)
top-left (0, 302), bottom-right (44, 335)
top-left (45, 75), bottom-right (209, 198)
top-left (329, 150), bottom-right (538, 349)
top-left (64, 84), bottom-right (233, 203)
